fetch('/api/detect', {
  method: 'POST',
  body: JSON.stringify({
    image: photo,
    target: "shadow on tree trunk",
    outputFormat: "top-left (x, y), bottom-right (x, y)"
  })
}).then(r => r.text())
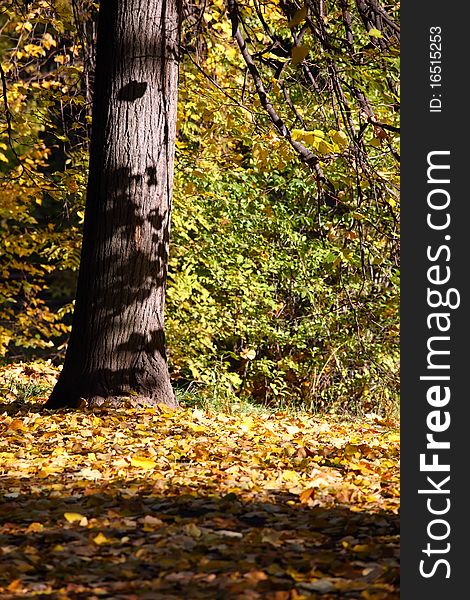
top-left (45, 0), bottom-right (181, 410)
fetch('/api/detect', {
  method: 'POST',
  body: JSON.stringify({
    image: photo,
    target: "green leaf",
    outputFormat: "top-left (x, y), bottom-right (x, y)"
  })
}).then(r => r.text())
top-left (368, 28), bottom-right (383, 38)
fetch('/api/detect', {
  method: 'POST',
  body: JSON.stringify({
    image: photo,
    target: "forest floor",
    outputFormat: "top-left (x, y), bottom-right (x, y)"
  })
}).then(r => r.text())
top-left (0, 362), bottom-right (399, 599)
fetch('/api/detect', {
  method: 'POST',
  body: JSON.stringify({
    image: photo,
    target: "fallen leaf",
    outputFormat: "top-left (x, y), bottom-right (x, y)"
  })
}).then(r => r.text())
top-left (64, 512), bottom-right (88, 526)
top-left (8, 419), bottom-right (26, 432)
top-left (93, 532), bottom-right (109, 545)
top-left (130, 456), bottom-right (156, 469)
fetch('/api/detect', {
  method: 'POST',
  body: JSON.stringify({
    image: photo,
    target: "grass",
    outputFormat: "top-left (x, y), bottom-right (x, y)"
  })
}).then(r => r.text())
top-left (0, 361), bottom-right (399, 429)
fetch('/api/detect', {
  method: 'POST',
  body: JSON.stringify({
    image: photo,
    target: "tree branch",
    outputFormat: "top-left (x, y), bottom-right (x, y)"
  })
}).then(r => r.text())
top-left (227, 0), bottom-right (329, 186)
top-left (0, 61), bottom-right (21, 166)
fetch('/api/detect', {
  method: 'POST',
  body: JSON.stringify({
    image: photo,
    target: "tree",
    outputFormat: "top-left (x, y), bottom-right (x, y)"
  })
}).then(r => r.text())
top-left (45, 0), bottom-right (181, 408)
top-left (0, 0), bottom-right (399, 413)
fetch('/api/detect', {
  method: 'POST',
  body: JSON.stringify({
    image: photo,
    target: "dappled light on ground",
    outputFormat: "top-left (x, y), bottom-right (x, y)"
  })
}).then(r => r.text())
top-left (0, 364), bottom-right (399, 598)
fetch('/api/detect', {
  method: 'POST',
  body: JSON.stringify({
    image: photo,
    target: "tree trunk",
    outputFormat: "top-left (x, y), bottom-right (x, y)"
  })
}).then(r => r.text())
top-left (46, 0), bottom-right (181, 409)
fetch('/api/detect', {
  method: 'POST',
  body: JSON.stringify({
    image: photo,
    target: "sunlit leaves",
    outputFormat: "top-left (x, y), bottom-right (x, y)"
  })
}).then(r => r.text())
top-left (1, 0), bottom-right (399, 415)
top-left (64, 512), bottom-right (88, 525)
top-left (130, 456), bottom-right (157, 470)
top-left (0, 0), bottom-right (92, 357)
top-left (0, 364), bottom-right (399, 597)
top-left (329, 130), bottom-right (349, 150)
top-left (368, 28), bottom-right (383, 38)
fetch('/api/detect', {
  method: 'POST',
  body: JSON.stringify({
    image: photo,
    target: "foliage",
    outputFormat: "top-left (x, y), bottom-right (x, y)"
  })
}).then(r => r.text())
top-left (0, 0), bottom-right (89, 355)
top-left (0, 362), bottom-right (399, 598)
top-left (0, 0), bottom-right (400, 414)
top-left (169, 0), bottom-right (400, 414)
top-left (169, 164), bottom-right (398, 415)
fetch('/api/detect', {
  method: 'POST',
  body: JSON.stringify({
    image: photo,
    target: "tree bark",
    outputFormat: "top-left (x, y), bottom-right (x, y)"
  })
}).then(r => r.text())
top-left (46, 0), bottom-right (181, 409)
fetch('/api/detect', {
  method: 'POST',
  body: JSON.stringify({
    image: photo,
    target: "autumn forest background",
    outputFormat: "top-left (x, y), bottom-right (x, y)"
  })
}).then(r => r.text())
top-left (0, 1), bottom-right (399, 598)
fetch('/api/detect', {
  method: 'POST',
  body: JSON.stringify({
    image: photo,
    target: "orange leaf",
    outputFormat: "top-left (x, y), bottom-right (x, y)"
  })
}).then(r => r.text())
top-left (8, 419), bottom-right (26, 432)
top-left (7, 579), bottom-right (22, 592)
top-left (299, 487), bottom-right (315, 504)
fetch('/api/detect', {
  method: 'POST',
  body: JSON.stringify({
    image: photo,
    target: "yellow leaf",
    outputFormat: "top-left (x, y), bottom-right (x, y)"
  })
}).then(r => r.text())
top-left (288, 6), bottom-right (308, 28)
top-left (42, 33), bottom-right (57, 50)
top-left (368, 28), bottom-right (383, 38)
top-left (329, 130), bottom-right (348, 149)
top-left (158, 403), bottom-right (176, 414)
top-left (317, 140), bottom-right (333, 154)
top-left (192, 408), bottom-right (205, 421)
top-left (188, 422), bottom-right (206, 432)
top-left (38, 467), bottom-right (53, 478)
top-left (26, 522), bottom-right (44, 533)
top-left (352, 543), bottom-right (371, 553)
top-left (240, 417), bottom-right (254, 432)
top-left (93, 532), bottom-right (109, 545)
top-left (285, 425), bottom-right (300, 435)
top-left (291, 46), bottom-right (309, 66)
top-left (282, 469), bottom-right (299, 483)
top-left (64, 512), bottom-right (88, 525)
top-left (130, 456), bottom-right (156, 469)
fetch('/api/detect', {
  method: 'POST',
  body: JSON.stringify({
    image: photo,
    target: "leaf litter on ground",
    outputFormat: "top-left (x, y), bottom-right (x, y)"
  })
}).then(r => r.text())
top-left (0, 363), bottom-right (399, 599)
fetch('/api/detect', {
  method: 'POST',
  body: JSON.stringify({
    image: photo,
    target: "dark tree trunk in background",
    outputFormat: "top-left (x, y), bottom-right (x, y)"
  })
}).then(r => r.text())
top-left (46, 0), bottom-right (181, 408)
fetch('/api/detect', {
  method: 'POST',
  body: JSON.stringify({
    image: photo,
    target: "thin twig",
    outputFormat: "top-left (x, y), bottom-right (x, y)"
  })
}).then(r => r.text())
top-left (184, 49), bottom-right (256, 116)
top-left (227, 0), bottom-right (329, 185)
